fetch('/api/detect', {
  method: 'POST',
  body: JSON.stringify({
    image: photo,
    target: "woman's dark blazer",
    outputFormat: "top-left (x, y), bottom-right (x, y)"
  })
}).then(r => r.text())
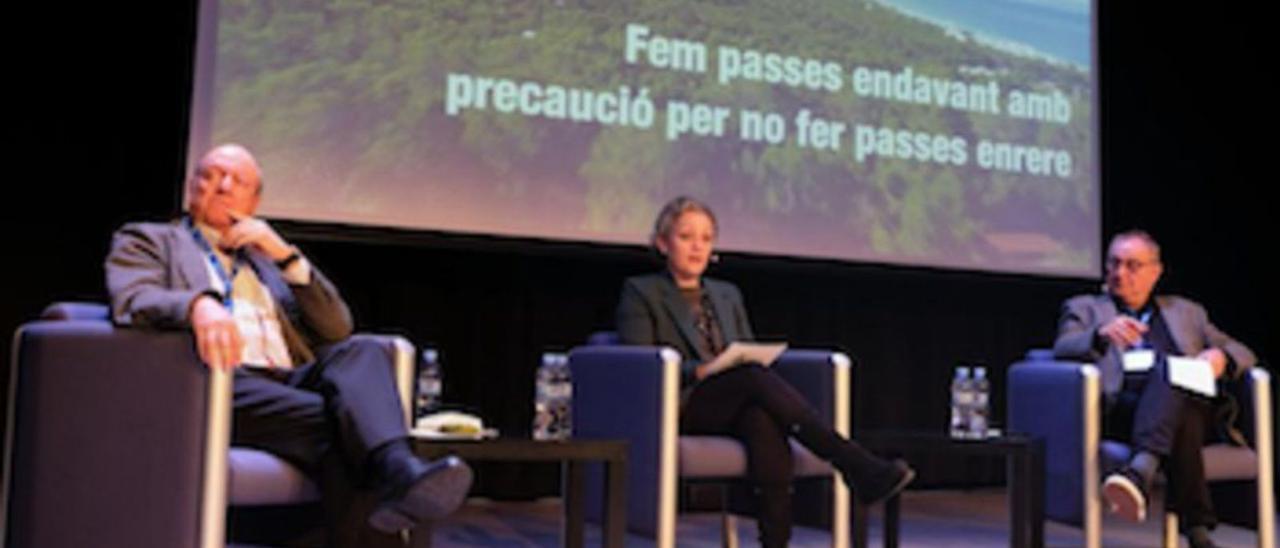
top-left (615, 272), bottom-right (755, 386)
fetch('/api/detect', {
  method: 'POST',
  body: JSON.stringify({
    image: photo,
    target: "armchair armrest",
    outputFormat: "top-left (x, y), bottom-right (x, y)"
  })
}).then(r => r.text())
top-left (1246, 368), bottom-right (1275, 547)
top-left (569, 345), bottom-right (680, 541)
top-left (342, 333), bottom-right (415, 425)
top-left (1228, 366), bottom-right (1271, 448)
top-left (1007, 353), bottom-right (1101, 536)
top-left (4, 320), bottom-right (230, 548)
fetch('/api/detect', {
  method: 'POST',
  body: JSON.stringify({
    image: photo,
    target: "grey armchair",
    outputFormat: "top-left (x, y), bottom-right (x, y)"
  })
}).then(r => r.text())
top-left (2, 303), bottom-right (414, 548)
top-left (569, 338), bottom-right (853, 547)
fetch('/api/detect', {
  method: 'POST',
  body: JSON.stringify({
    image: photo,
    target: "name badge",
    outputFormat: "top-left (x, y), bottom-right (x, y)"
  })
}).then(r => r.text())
top-left (1122, 349), bottom-right (1155, 373)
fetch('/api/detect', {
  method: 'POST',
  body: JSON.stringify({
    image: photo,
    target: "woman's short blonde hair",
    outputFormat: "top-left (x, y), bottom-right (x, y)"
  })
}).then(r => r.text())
top-left (650, 196), bottom-right (718, 248)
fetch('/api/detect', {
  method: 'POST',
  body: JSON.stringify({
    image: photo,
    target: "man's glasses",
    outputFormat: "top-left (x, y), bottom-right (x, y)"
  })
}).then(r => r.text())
top-left (1106, 257), bottom-right (1157, 272)
top-left (197, 168), bottom-right (257, 190)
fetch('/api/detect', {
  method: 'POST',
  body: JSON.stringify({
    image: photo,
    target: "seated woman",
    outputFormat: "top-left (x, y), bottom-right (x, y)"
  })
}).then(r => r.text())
top-left (616, 196), bottom-right (914, 547)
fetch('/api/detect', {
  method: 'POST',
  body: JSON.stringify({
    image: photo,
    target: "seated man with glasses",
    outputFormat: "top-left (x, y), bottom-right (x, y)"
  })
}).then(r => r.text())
top-left (1053, 230), bottom-right (1256, 548)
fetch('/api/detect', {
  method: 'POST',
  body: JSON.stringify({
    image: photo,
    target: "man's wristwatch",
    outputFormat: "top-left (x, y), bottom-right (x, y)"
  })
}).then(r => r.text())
top-left (275, 249), bottom-right (302, 269)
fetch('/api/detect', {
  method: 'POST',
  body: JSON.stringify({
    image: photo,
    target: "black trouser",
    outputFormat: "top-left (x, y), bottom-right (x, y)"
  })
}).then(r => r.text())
top-left (682, 363), bottom-right (864, 547)
top-left (232, 337), bottom-right (409, 547)
top-left (1104, 358), bottom-right (1217, 530)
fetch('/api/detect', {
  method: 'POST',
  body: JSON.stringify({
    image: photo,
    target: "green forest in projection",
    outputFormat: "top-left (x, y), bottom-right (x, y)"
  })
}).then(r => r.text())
top-left (212, 0), bottom-right (1093, 272)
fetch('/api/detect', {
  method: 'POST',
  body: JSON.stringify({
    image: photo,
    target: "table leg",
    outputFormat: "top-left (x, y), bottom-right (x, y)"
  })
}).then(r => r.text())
top-left (1010, 444), bottom-right (1048, 548)
top-left (604, 457), bottom-right (627, 548)
top-left (1029, 440), bottom-right (1045, 548)
top-left (1010, 451), bottom-right (1027, 548)
top-left (564, 461), bottom-right (586, 548)
top-left (884, 494), bottom-right (900, 548)
top-left (853, 502), bottom-right (868, 548)
top-left (409, 523), bottom-right (433, 548)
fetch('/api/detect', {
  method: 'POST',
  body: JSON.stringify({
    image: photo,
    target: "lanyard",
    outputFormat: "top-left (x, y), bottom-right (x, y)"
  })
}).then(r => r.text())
top-left (1122, 307), bottom-right (1154, 350)
top-left (186, 217), bottom-right (244, 311)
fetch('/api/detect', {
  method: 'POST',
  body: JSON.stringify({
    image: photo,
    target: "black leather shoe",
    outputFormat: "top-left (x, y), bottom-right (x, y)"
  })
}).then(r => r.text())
top-left (1102, 466), bottom-right (1148, 522)
top-left (368, 455), bottom-right (473, 533)
top-left (853, 459), bottom-right (915, 505)
top-left (1187, 535), bottom-right (1221, 548)
top-left (1186, 525), bottom-right (1221, 548)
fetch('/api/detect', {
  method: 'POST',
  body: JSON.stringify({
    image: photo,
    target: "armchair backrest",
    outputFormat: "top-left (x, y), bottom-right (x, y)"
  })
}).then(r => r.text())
top-left (1023, 348), bottom-right (1054, 361)
top-left (586, 331), bottom-right (621, 346)
top-left (40, 302), bottom-right (110, 322)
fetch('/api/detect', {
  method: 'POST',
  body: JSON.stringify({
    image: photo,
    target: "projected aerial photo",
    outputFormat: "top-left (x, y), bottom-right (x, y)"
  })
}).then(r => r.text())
top-left (199, 0), bottom-right (1097, 276)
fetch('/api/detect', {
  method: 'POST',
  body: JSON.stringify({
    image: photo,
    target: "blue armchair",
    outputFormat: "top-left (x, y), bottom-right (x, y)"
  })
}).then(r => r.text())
top-left (1008, 349), bottom-right (1275, 548)
top-left (2, 303), bottom-right (415, 548)
top-left (569, 337), bottom-right (853, 547)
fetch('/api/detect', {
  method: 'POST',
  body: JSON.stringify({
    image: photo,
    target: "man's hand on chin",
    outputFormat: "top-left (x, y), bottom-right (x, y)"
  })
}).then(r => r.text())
top-left (222, 209), bottom-right (294, 261)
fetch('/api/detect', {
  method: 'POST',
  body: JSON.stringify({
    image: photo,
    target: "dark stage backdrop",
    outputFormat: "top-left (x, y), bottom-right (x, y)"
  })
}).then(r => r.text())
top-left (6, 0), bottom-right (1275, 501)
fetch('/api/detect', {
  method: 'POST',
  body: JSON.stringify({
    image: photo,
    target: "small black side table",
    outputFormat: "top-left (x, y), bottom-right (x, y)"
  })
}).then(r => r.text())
top-left (411, 437), bottom-right (628, 548)
top-left (853, 430), bottom-right (1045, 548)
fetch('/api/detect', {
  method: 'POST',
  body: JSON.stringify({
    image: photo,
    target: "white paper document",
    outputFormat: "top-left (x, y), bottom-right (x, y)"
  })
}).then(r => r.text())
top-left (1122, 349), bottom-right (1156, 373)
top-left (700, 342), bottom-right (788, 377)
top-left (1167, 356), bottom-right (1217, 397)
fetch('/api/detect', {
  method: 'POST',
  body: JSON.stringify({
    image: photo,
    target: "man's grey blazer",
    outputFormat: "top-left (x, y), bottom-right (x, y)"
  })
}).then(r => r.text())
top-left (1053, 293), bottom-right (1256, 398)
top-left (105, 220), bottom-right (353, 364)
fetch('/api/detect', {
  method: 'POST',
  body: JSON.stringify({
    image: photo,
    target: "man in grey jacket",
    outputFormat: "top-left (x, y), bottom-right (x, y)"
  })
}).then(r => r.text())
top-left (1054, 230), bottom-right (1255, 548)
top-left (106, 144), bottom-right (471, 544)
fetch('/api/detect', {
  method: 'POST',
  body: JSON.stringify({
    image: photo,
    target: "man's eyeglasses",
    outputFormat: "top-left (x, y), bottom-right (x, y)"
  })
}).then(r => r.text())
top-left (197, 168), bottom-right (257, 190)
top-left (1106, 257), bottom-right (1157, 272)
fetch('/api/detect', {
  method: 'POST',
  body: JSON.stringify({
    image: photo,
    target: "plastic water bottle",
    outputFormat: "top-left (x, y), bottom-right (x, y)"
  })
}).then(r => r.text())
top-left (551, 353), bottom-right (572, 439)
top-left (969, 366), bottom-right (990, 439)
top-left (949, 366), bottom-right (972, 439)
top-left (416, 349), bottom-right (442, 420)
top-left (533, 353), bottom-right (559, 440)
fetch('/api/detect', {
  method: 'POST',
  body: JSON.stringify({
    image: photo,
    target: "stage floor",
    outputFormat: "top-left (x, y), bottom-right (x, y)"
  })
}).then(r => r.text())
top-left (426, 487), bottom-right (1263, 547)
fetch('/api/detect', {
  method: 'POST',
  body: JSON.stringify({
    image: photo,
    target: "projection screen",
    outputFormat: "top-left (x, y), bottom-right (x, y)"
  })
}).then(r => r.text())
top-left (188, 0), bottom-right (1098, 277)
